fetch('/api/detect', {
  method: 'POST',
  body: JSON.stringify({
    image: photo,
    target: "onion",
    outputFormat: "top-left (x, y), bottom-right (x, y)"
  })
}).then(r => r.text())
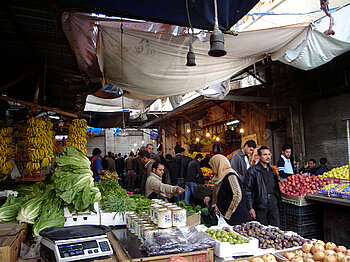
top-left (304, 258), bottom-right (315, 262)
top-left (251, 258), bottom-right (264, 262)
top-left (315, 240), bottom-right (326, 247)
top-left (325, 242), bottom-right (337, 250)
top-left (324, 254), bottom-right (337, 262)
top-left (314, 251), bottom-right (326, 261)
top-left (303, 243), bottom-right (314, 253)
top-left (284, 252), bottom-right (296, 260)
top-left (312, 244), bottom-right (325, 254)
top-left (303, 253), bottom-right (314, 258)
top-left (262, 254), bottom-right (276, 262)
top-left (341, 256), bottom-right (350, 262)
top-left (291, 257), bottom-right (304, 262)
top-left (335, 246), bottom-right (347, 253)
top-left (345, 251), bottom-right (350, 256)
top-left (337, 252), bottom-right (346, 261)
top-left (324, 250), bottom-right (336, 256)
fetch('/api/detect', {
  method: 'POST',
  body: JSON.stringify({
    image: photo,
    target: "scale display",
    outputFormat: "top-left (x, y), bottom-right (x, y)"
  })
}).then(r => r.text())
top-left (41, 235), bottom-right (113, 262)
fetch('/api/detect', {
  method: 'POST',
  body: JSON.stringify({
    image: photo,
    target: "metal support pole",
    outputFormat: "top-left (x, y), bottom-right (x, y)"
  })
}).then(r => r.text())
top-left (290, 106), bottom-right (296, 169)
top-left (347, 119), bottom-right (350, 180)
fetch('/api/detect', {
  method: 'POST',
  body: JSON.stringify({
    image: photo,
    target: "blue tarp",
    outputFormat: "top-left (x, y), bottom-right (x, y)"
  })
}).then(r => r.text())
top-left (57, 0), bottom-right (259, 31)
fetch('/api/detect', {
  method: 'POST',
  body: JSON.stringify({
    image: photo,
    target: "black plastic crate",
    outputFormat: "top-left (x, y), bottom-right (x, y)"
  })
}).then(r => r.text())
top-left (285, 213), bottom-right (321, 225)
top-left (285, 222), bottom-right (322, 238)
top-left (280, 202), bottom-right (321, 216)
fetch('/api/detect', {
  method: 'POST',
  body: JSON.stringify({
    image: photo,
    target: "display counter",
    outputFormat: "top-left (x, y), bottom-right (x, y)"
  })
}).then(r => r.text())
top-left (306, 194), bottom-right (350, 247)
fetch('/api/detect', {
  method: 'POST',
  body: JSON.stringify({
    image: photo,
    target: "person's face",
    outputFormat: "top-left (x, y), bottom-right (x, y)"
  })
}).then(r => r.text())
top-left (308, 161), bottom-right (316, 168)
top-left (198, 158), bottom-right (202, 163)
top-left (147, 145), bottom-right (154, 154)
top-left (282, 149), bottom-right (292, 159)
top-left (243, 145), bottom-right (254, 155)
top-left (154, 165), bottom-right (164, 177)
top-left (139, 155), bottom-right (147, 164)
top-left (259, 149), bottom-right (271, 165)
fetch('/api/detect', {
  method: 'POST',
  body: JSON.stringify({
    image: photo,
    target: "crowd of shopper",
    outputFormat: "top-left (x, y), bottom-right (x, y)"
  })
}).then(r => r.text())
top-left (89, 140), bottom-right (331, 227)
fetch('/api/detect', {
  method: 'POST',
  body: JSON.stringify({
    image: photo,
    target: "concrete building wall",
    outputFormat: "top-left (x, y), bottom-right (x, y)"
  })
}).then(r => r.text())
top-left (303, 93), bottom-right (350, 169)
top-left (86, 129), bottom-right (155, 157)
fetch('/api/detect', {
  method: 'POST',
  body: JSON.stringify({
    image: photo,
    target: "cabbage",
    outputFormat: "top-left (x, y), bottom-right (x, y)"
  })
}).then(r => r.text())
top-left (32, 196), bottom-right (65, 237)
top-left (52, 146), bottom-right (100, 212)
top-left (0, 195), bottom-right (22, 222)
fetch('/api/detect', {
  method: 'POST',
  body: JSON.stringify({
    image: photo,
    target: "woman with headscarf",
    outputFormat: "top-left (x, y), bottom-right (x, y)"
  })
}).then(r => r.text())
top-left (206, 154), bottom-right (250, 225)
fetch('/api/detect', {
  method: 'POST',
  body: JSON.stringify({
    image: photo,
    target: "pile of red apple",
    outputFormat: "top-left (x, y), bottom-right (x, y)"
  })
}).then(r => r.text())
top-left (279, 174), bottom-right (330, 196)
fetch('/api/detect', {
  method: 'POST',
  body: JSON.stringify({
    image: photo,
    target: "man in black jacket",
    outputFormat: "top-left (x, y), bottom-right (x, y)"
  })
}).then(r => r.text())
top-left (173, 147), bottom-right (192, 201)
top-left (229, 140), bottom-right (256, 183)
top-left (244, 146), bottom-right (281, 227)
top-left (185, 154), bottom-right (204, 203)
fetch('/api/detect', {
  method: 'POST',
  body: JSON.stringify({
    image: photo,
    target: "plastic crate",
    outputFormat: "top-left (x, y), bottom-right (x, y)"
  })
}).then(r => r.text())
top-left (280, 202), bottom-right (320, 216)
top-left (284, 222), bottom-right (322, 239)
top-left (100, 211), bottom-right (127, 226)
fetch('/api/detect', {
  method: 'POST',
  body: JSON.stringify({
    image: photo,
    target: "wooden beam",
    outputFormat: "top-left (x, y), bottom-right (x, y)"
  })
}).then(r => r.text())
top-left (205, 95), bottom-right (270, 103)
top-left (158, 123), bottom-right (177, 138)
top-left (0, 69), bottom-right (38, 92)
top-left (181, 114), bottom-right (201, 129)
top-left (246, 101), bottom-right (269, 117)
top-left (0, 95), bottom-right (78, 118)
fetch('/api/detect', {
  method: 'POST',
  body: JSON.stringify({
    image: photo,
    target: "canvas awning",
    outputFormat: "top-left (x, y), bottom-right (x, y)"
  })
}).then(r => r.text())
top-left (61, 5), bottom-right (350, 110)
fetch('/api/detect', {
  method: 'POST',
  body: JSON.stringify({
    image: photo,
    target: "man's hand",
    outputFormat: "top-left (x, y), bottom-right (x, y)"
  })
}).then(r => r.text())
top-left (248, 209), bottom-right (256, 219)
top-left (176, 187), bottom-right (185, 194)
top-left (166, 194), bottom-right (174, 199)
top-left (203, 196), bottom-right (211, 206)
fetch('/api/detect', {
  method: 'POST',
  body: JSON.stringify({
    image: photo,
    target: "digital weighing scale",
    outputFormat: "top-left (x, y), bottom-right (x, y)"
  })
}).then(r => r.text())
top-left (40, 225), bottom-right (113, 262)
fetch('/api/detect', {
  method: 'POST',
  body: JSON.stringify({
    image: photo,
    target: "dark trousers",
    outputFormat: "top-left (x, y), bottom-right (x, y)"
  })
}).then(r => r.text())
top-left (255, 194), bottom-right (280, 227)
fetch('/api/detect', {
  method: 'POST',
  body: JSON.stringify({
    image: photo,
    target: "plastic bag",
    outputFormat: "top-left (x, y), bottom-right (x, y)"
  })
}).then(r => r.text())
top-left (20, 239), bottom-right (41, 259)
top-left (216, 213), bottom-right (230, 226)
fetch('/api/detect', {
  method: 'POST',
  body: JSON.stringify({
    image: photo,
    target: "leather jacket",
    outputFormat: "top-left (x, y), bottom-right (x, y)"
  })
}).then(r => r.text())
top-left (244, 162), bottom-right (281, 210)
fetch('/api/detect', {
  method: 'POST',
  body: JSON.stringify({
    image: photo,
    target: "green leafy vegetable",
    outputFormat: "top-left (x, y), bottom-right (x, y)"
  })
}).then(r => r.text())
top-left (32, 195), bottom-right (65, 237)
top-left (52, 146), bottom-right (100, 212)
top-left (0, 195), bottom-right (23, 223)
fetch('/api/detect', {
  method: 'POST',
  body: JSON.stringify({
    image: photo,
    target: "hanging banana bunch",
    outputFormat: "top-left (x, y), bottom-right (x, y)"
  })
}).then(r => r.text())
top-left (16, 123), bottom-right (28, 148)
top-left (26, 117), bottom-right (55, 175)
top-left (67, 119), bottom-right (87, 155)
top-left (0, 122), bottom-right (14, 179)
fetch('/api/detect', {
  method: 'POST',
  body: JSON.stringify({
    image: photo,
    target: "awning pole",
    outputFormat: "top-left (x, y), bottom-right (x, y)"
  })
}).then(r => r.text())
top-left (347, 119), bottom-right (350, 180)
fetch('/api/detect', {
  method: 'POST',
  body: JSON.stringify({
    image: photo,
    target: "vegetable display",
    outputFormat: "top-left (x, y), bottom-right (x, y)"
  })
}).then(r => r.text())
top-left (205, 228), bottom-right (248, 245)
top-left (53, 146), bottom-right (101, 212)
top-left (97, 178), bottom-right (151, 214)
top-left (0, 195), bottom-right (22, 223)
top-left (176, 201), bottom-right (206, 217)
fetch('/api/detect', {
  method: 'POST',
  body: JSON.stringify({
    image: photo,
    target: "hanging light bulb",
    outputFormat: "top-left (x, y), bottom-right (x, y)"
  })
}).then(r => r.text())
top-left (152, 139), bottom-right (156, 143)
top-left (141, 139), bottom-right (145, 144)
top-left (134, 142), bottom-right (137, 147)
top-left (206, 132), bottom-right (210, 137)
top-left (240, 128), bottom-right (244, 134)
top-left (196, 137), bottom-right (200, 142)
top-left (185, 0), bottom-right (196, 66)
top-left (187, 128), bottom-right (191, 133)
top-left (208, 0), bottom-right (227, 57)
top-left (216, 137), bottom-right (220, 141)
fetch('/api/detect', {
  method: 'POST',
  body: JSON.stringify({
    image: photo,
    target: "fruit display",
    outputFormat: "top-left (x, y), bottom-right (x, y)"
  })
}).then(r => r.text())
top-left (279, 174), bottom-right (330, 196)
top-left (281, 240), bottom-right (350, 262)
top-left (201, 167), bottom-right (214, 180)
top-left (240, 254), bottom-right (278, 262)
top-left (0, 124), bottom-right (14, 177)
top-left (233, 222), bottom-right (306, 250)
top-left (67, 119), bottom-right (87, 155)
top-left (26, 117), bottom-right (55, 174)
top-left (320, 165), bottom-right (349, 180)
top-left (99, 170), bottom-right (119, 180)
top-left (205, 228), bottom-right (248, 245)
top-left (16, 123), bottom-right (28, 148)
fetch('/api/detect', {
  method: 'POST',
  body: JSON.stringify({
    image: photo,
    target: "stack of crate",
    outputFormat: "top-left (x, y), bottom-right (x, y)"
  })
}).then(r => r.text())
top-left (280, 199), bottom-right (323, 239)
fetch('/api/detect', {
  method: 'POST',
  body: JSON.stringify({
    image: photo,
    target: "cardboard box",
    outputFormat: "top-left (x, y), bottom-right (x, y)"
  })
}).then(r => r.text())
top-left (0, 223), bottom-right (27, 262)
top-left (187, 212), bottom-right (201, 227)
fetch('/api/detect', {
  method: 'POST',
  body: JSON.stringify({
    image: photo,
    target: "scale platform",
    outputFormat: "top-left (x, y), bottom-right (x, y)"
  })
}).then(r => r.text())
top-left (40, 225), bottom-right (113, 262)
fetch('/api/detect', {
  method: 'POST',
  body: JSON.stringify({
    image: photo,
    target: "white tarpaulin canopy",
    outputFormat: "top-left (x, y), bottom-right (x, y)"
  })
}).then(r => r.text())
top-left (62, 5), bottom-right (350, 110)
